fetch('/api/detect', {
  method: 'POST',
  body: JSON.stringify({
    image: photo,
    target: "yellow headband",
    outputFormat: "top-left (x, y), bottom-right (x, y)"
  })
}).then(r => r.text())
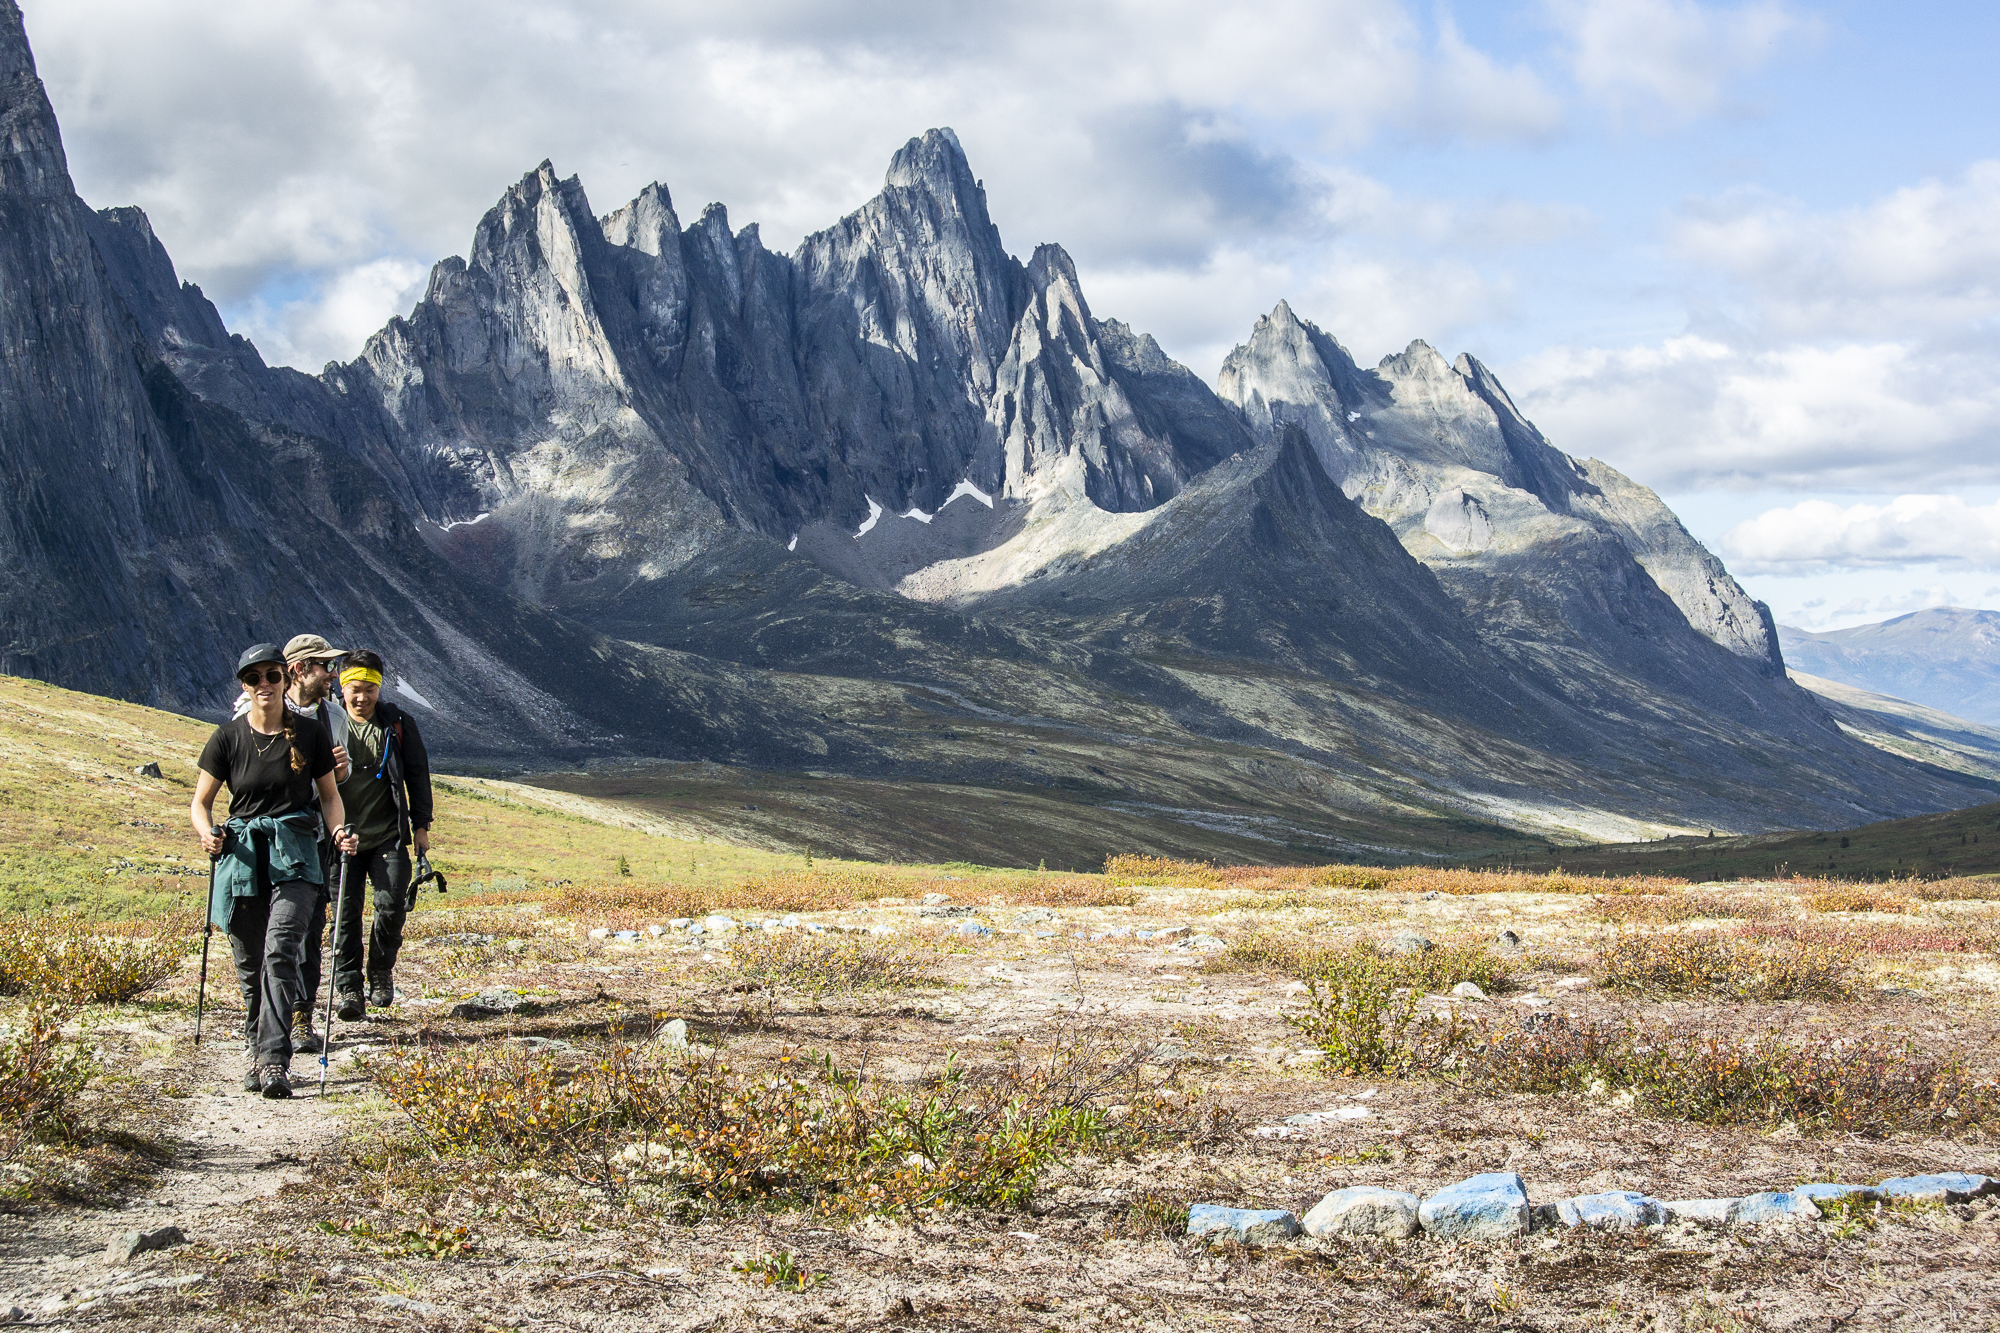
top-left (341, 666), bottom-right (383, 687)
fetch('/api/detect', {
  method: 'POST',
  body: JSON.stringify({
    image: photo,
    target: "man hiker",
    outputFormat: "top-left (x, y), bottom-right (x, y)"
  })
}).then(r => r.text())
top-left (234, 633), bottom-right (352, 1053)
top-left (332, 650), bottom-right (433, 1018)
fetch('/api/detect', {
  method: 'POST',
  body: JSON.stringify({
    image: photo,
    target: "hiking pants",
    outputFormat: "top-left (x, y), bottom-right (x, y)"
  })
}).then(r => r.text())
top-left (227, 878), bottom-right (316, 1070)
top-left (333, 841), bottom-right (410, 996)
top-left (293, 839), bottom-right (334, 1020)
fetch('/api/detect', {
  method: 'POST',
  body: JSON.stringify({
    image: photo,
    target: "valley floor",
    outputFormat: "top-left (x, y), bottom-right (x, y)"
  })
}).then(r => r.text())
top-left (6, 866), bottom-right (2000, 1330)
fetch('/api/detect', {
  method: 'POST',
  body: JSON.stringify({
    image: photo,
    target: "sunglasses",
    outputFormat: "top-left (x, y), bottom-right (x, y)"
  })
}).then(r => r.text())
top-left (239, 668), bottom-right (286, 686)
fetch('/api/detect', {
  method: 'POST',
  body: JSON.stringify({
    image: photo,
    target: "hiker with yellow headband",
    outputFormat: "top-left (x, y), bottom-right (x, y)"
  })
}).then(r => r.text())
top-left (330, 649), bottom-right (433, 1019)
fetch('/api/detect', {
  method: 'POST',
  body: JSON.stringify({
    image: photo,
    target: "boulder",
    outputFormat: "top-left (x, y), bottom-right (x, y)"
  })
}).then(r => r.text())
top-left (703, 914), bottom-right (737, 934)
top-left (956, 921), bottom-right (993, 937)
top-left (1793, 1183), bottom-right (1879, 1206)
top-left (1302, 1186), bottom-right (1420, 1238)
top-left (1495, 930), bottom-right (1521, 947)
top-left (1448, 982), bottom-right (1487, 1001)
top-left (660, 1018), bottom-right (689, 1048)
top-left (450, 990), bottom-right (530, 1020)
top-left (1186, 1205), bottom-right (1302, 1246)
top-left (1878, 1172), bottom-right (1994, 1203)
top-left (133, 762), bottom-right (163, 779)
top-left (1383, 931), bottom-right (1433, 957)
top-left (1418, 1173), bottom-right (1531, 1240)
top-left (1554, 1191), bottom-right (1665, 1229)
top-left (1727, 1192), bottom-right (1820, 1225)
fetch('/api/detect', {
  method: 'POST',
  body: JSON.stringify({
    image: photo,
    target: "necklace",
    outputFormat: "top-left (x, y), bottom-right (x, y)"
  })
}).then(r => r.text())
top-left (246, 719), bottom-right (287, 759)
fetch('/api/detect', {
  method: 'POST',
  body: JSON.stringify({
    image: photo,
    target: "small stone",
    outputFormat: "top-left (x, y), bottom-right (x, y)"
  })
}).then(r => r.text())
top-left (1512, 992), bottom-right (1550, 1008)
top-left (133, 762), bottom-right (162, 779)
top-left (1154, 926), bottom-right (1188, 940)
top-left (1553, 976), bottom-right (1591, 989)
top-left (1495, 929), bottom-right (1521, 947)
top-left (921, 893), bottom-right (950, 906)
top-left (1418, 1172), bottom-right (1531, 1241)
top-left (956, 921), bottom-right (992, 937)
top-left (1134, 929), bottom-right (1154, 940)
top-left (1554, 1191), bottom-right (1665, 1229)
top-left (1448, 981), bottom-right (1487, 1001)
top-left (1092, 926), bottom-right (1133, 941)
top-left (104, 1226), bottom-right (187, 1264)
top-left (660, 1019), bottom-right (689, 1049)
top-left (1186, 1205), bottom-right (1302, 1246)
top-left (686, 923), bottom-right (705, 936)
top-left (1011, 908), bottom-right (1057, 928)
top-left (919, 905), bottom-right (975, 918)
top-left (450, 990), bottom-right (527, 1020)
top-left (1727, 1192), bottom-right (1820, 1225)
top-left (1, 1304), bottom-right (25, 1323)
top-left (587, 927), bottom-right (611, 940)
top-left (612, 930), bottom-right (640, 943)
top-left (781, 915), bottom-right (801, 928)
top-left (1188, 933), bottom-right (1226, 950)
top-left (1302, 1186), bottom-right (1420, 1239)
top-left (1382, 931), bottom-right (1433, 957)
top-left (704, 914), bottom-right (737, 934)
top-left (668, 918), bottom-right (693, 929)
top-left (1877, 1172), bottom-right (1994, 1203)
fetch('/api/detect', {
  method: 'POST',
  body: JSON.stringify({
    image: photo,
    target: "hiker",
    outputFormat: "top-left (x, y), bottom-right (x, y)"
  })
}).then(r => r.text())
top-left (231, 634), bottom-right (353, 1054)
top-left (192, 644), bottom-right (360, 1098)
top-left (331, 649), bottom-right (433, 1019)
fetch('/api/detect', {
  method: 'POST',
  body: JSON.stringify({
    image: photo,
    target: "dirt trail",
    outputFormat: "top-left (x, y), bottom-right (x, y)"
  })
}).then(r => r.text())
top-left (0, 1010), bottom-right (357, 1320)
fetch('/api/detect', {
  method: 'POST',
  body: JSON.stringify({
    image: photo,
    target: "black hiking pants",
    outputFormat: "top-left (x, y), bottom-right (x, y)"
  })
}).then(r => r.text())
top-left (297, 840), bottom-right (334, 1019)
top-left (226, 850), bottom-right (316, 1070)
top-left (333, 841), bottom-right (410, 997)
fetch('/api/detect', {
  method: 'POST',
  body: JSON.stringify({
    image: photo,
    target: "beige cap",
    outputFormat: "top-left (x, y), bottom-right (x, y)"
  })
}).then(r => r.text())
top-left (283, 633), bottom-right (349, 664)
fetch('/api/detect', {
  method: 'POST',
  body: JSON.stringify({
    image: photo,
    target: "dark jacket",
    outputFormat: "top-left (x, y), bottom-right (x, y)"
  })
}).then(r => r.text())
top-left (366, 698), bottom-right (433, 848)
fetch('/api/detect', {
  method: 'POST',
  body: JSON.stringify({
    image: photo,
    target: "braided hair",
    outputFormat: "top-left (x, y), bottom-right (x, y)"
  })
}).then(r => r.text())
top-left (282, 662), bottom-right (305, 773)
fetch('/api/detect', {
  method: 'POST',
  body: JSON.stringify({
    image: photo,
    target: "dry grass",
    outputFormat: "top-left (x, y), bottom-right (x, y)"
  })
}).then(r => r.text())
top-left (1738, 918), bottom-right (1997, 955)
top-left (1593, 891), bottom-right (1786, 924)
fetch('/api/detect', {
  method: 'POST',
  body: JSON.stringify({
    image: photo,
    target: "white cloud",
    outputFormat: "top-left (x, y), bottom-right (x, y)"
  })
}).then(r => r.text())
top-left (232, 259), bottom-right (430, 373)
top-left (1722, 495), bottom-right (2000, 574)
top-left (1543, 0), bottom-right (1817, 121)
top-left (1670, 162), bottom-right (2000, 339)
top-left (29, 0), bottom-right (1567, 370)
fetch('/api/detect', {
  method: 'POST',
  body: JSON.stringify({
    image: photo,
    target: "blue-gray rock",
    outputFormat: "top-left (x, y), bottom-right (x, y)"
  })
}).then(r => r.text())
top-left (1727, 1192), bottom-right (1820, 1225)
top-left (1418, 1173), bottom-right (1531, 1240)
top-left (1661, 1198), bottom-right (1735, 1225)
top-left (1555, 1191), bottom-right (1665, 1229)
top-left (1302, 1186), bottom-right (1420, 1239)
top-left (956, 921), bottom-right (993, 937)
top-left (1878, 1173), bottom-right (1994, 1203)
top-left (1186, 1205), bottom-right (1302, 1246)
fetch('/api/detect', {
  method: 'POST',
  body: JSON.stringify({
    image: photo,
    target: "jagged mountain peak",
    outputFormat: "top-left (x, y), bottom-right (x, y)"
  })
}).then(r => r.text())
top-left (884, 127), bottom-right (974, 195)
top-left (1, 0), bottom-right (68, 196)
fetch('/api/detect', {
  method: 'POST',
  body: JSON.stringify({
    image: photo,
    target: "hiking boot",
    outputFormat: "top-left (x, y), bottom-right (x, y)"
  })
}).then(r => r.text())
top-left (260, 1066), bottom-right (292, 1099)
top-left (242, 1065), bottom-right (263, 1093)
top-left (335, 991), bottom-right (364, 1022)
top-left (291, 1009), bottom-right (322, 1054)
top-left (367, 979), bottom-right (394, 1010)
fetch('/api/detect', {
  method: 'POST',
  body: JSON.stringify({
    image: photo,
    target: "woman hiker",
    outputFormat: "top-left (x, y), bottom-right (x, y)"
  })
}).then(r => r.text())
top-left (191, 643), bottom-right (360, 1098)
top-left (331, 649), bottom-right (433, 1019)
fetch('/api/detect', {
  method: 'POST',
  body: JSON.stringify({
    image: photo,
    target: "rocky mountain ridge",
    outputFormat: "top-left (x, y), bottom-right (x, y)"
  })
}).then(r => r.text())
top-left (1782, 609), bottom-right (2000, 727)
top-left (0, 0), bottom-right (1985, 848)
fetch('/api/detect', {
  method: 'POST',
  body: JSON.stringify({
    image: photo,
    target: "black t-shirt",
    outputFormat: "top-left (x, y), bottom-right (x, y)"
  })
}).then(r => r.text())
top-left (197, 714), bottom-right (335, 820)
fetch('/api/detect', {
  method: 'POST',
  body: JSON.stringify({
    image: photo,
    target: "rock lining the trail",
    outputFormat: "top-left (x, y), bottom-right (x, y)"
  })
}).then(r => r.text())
top-left (1195, 1170), bottom-right (2000, 1247)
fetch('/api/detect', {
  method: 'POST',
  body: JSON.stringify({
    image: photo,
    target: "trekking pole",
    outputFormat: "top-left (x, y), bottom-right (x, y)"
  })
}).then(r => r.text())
top-left (194, 831), bottom-right (226, 1046)
top-left (320, 826), bottom-right (354, 1099)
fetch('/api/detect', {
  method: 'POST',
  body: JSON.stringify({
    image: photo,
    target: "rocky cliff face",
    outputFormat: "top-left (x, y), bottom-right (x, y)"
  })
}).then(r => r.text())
top-left (1218, 301), bottom-right (1781, 670)
top-left (3, 0), bottom-right (1985, 840)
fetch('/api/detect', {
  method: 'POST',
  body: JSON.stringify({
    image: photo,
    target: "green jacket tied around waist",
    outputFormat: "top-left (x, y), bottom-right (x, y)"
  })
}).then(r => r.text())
top-left (208, 812), bottom-right (324, 929)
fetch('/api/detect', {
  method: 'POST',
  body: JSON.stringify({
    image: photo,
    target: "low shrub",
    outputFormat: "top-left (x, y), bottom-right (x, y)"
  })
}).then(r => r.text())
top-left (371, 1024), bottom-right (1202, 1216)
top-left (1284, 957), bottom-right (1472, 1077)
top-left (1906, 876), bottom-right (2000, 902)
top-left (1595, 929), bottom-right (1858, 1000)
top-left (1738, 919), bottom-right (1994, 956)
top-left (0, 910), bottom-right (188, 1003)
top-left (1804, 886), bottom-right (1917, 914)
top-left (729, 930), bottom-right (943, 994)
top-left (1102, 855), bottom-right (1220, 888)
top-left (1594, 892), bottom-right (1784, 924)
top-left (1213, 930), bottom-right (1513, 994)
top-left (0, 1003), bottom-right (97, 1161)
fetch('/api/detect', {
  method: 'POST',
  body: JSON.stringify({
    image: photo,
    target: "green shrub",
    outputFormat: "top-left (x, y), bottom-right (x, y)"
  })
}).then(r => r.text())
top-left (1283, 952), bottom-right (1474, 1076)
top-left (0, 1003), bottom-right (97, 1161)
top-left (371, 1023), bottom-right (1198, 1216)
top-left (1213, 931), bottom-right (1512, 994)
top-left (0, 910), bottom-right (188, 1003)
top-left (729, 929), bottom-right (942, 994)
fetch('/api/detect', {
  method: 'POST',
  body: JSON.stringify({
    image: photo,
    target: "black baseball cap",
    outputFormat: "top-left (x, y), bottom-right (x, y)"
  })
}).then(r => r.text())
top-left (235, 643), bottom-right (286, 676)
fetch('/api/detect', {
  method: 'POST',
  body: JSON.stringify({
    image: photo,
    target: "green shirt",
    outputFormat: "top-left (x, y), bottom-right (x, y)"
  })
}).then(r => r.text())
top-left (337, 713), bottom-right (401, 851)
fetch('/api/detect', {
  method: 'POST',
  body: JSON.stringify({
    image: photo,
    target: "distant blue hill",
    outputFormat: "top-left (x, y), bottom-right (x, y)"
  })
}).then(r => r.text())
top-left (1780, 608), bottom-right (2000, 726)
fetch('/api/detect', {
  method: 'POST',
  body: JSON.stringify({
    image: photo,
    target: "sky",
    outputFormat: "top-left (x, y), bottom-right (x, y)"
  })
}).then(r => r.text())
top-left (25, 0), bottom-right (2000, 633)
